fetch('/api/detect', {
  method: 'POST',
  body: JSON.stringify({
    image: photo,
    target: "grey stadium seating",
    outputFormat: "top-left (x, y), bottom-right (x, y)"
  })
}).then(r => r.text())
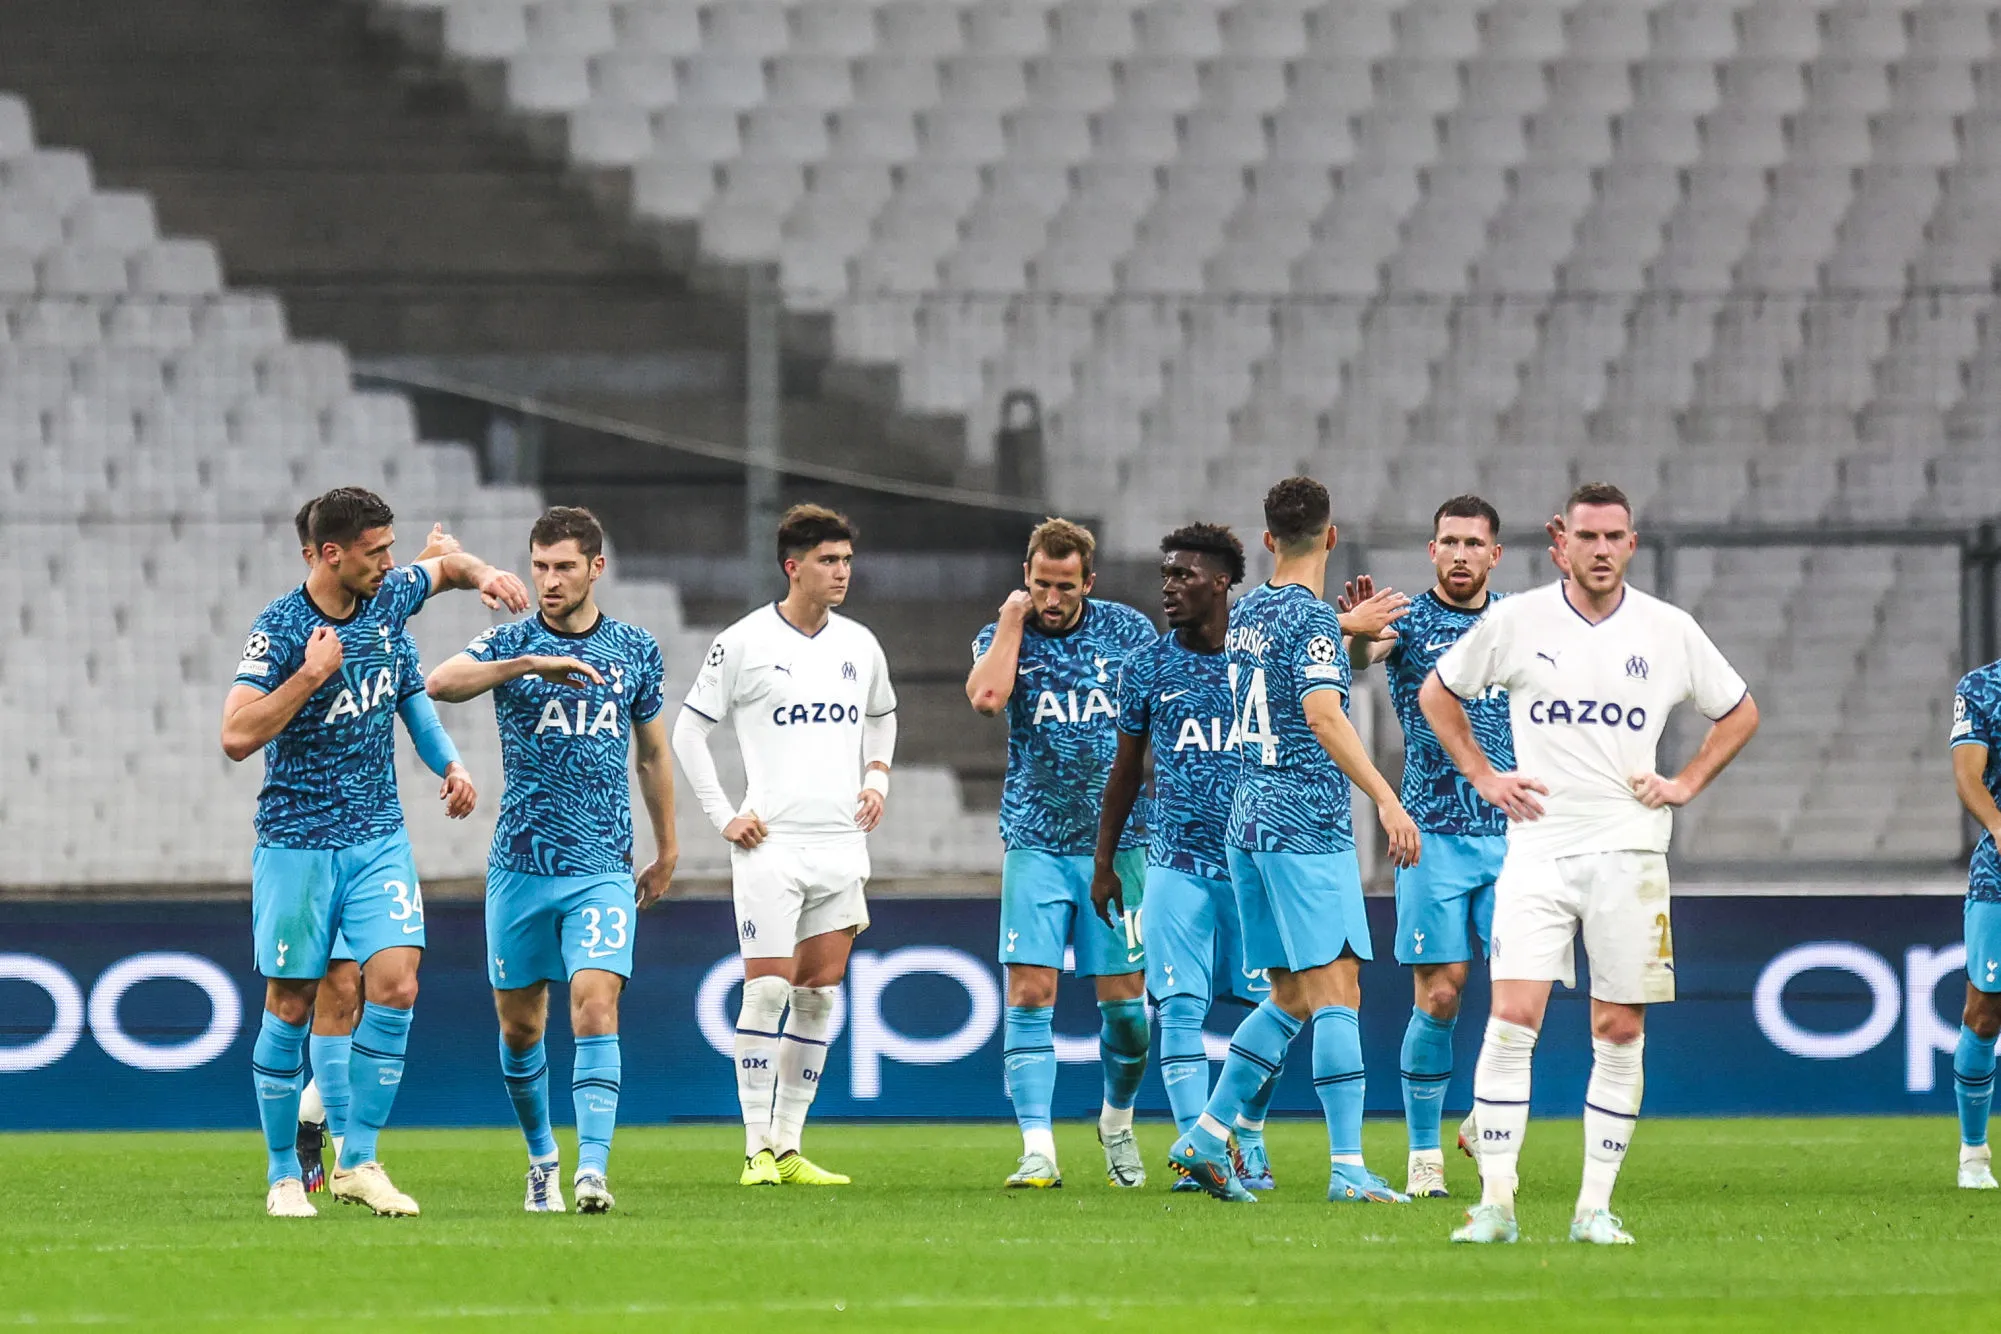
top-left (0, 90), bottom-right (992, 886)
top-left (367, 0), bottom-right (1992, 870)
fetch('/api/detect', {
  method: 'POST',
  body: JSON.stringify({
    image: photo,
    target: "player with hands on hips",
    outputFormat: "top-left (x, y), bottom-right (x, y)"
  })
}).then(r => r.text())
top-left (674, 505), bottom-right (897, 1189)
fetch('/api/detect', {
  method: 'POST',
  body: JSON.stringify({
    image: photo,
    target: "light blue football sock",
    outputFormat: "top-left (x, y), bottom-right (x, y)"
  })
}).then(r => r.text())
top-left (572, 1035), bottom-right (621, 1177)
top-left (1401, 1006), bottom-right (1456, 1153)
top-left (341, 1002), bottom-right (412, 1170)
top-left (1157, 995), bottom-right (1211, 1134)
top-left (1957, 1025), bottom-right (1998, 1148)
top-left (253, 1010), bottom-right (309, 1186)
top-left (1313, 1005), bottom-right (1366, 1160)
top-left (1196, 1000), bottom-right (1302, 1151)
top-left (1098, 998), bottom-right (1149, 1112)
top-left (500, 1036), bottom-right (558, 1163)
top-left (1003, 1005), bottom-right (1057, 1134)
top-left (308, 1032), bottom-right (352, 1140)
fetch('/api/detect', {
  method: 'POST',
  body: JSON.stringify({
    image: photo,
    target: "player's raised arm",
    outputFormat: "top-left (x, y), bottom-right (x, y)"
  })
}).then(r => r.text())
top-left (414, 549), bottom-right (532, 613)
top-left (1302, 688), bottom-right (1420, 867)
top-left (967, 589), bottom-right (1033, 715)
top-left (220, 625), bottom-right (343, 762)
top-left (1335, 575), bottom-right (1408, 671)
top-left (632, 713), bottom-right (679, 907)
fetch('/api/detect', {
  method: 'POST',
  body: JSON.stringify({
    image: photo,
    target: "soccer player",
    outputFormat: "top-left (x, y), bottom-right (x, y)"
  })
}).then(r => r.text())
top-left (1950, 655), bottom-right (2001, 1188)
top-left (223, 486), bottom-right (529, 1219)
top-left (1343, 495), bottom-right (1513, 1199)
top-left (288, 510), bottom-right (478, 1191)
top-left (1168, 477), bottom-right (1421, 1205)
top-left (968, 519), bottom-right (1157, 1190)
top-left (673, 505), bottom-right (896, 1188)
top-left (1090, 523), bottom-right (1291, 1192)
top-left (1420, 482), bottom-right (1759, 1245)
top-left (427, 506), bottom-right (677, 1214)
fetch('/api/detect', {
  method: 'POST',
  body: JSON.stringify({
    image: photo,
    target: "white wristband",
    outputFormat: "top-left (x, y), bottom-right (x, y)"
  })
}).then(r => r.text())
top-left (863, 769), bottom-right (890, 798)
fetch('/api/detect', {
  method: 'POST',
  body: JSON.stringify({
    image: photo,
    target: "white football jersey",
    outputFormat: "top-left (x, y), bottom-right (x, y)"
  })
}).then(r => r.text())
top-left (684, 604), bottom-right (897, 842)
top-left (1434, 581), bottom-right (1747, 859)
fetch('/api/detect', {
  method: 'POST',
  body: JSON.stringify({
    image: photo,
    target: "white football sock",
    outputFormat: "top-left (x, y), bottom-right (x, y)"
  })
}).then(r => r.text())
top-left (1022, 1127), bottom-right (1057, 1161)
top-left (734, 975), bottom-right (791, 1158)
top-left (1578, 1035), bottom-right (1644, 1215)
top-left (1099, 1103), bottom-right (1134, 1137)
top-left (769, 985), bottom-right (839, 1156)
top-left (1473, 1017), bottom-right (1539, 1211)
top-left (299, 1078), bottom-right (325, 1126)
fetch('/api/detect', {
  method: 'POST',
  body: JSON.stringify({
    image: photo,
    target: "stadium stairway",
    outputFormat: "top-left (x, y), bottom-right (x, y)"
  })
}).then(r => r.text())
top-left (0, 86), bottom-right (996, 887)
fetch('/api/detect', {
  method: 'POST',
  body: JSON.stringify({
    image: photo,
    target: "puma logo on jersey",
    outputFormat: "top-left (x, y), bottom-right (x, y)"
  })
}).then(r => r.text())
top-left (322, 668), bottom-right (396, 724)
top-left (535, 699), bottom-right (620, 737)
top-left (1030, 688), bottom-right (1115, 725)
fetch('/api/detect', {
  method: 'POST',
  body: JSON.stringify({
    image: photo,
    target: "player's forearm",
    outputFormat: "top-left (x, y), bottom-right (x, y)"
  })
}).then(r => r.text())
top-left (967, 619), bottom-right (1025, 714)
top-left (1344, 634), bottom-right (1387, 673)
top-left (636, 752), bottom-right (679, 857)
top-left (426, 655), bottom-right (531, 702)
top-left (1418, 673), bottom-right (1496, 781)
top-left (220, 674), bottom-right (326, 761)
top-left (669, 707), bottom-right (739, 833)
top-left (1308, 702), bottom-right (1402, 811)
top-left (1093, 742), bottom-right (1146, 871)
top-left (1670, 693), bottom-right (1760, 800)
top-left (1953, 747), bottom-right (2001, 840)
top-left (397, 692), bottom-right (462, 778)
top-left (428, 550), bottom-right (499, 594)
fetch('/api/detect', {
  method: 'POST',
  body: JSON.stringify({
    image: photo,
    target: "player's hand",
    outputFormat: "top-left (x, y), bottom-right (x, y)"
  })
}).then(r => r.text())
top-left (1335, 574), bottom-right (1375, 614)
top-left (1089, 862), bottom-right (1126, 928)
top-left (1379, 802), bottom-right (1421, 868)
top-left (476, 563), bottom-right (532, 613)
top-left (999, 589), bottom-right (1033, 623)
top-left (303, 625), bottom-right (344, 683)
top-left (1546, 515), bottom-right (1570, 575)
top-left (635, 851), bottom-right (676, 909)
top-left (1629, 771), bottom-right (1695, 809)
top-left (1475, 770), bottom-right (1550, 822)
top-left (724, 812), bottom-right (769, 850)
top-left (439, 762), bottom-right (477, 819)
top-left (855, 787), bottom-right (886, 833)
top-left (416, 522), bottom-right (463, 562)
top-left (526, 655), bottom-right (604, 687)
top-left (1337, 586), bottom-right (1410, 640)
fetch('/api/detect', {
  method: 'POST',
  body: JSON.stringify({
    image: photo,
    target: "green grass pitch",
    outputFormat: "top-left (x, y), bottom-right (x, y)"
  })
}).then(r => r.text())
top-left (0, 1117), bottom-right (1987, 1330)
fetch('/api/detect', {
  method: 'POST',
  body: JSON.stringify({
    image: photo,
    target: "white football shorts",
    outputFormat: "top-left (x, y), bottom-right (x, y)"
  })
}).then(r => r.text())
top-left (730, 837), bottom-right (871, 960)
top-left (1489, 848), bottom-right (1675, 1005)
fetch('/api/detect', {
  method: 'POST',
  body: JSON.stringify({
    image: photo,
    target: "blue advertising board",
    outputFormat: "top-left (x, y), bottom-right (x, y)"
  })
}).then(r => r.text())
top-left (0, 895), bottom-right (1973, 1131)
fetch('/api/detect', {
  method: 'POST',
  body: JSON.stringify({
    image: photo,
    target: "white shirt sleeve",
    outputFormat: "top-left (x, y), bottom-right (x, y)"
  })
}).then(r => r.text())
top-left (1680, 613), bottom-right (1750, 719)
top-left (683, 625), bottom-right (741, 723)
top-left (866, 633), bottom-right (897, 717)
top-left (1435, 601), bottom-right (1515, 698)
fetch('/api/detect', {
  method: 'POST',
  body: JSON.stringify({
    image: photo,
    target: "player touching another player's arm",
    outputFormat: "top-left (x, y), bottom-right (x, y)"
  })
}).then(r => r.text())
top-left (1949, 661), bottom-right (2001, 1189)
top-left (1168, 477), bottom-right (1416, 1208)
top-left (1419, 481), bottom-right (1756, 1248)
top-left (672, 504), bottom-right (895, 1190)
top-left (427, 506), bottom-right (672, 1214)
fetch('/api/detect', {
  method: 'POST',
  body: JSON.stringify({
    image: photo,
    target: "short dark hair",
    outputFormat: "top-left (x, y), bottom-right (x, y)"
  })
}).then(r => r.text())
top-left (307, 487), bottom-right (394, 550)
top-left (1026, 517), bottom-right (1096, 576)
top-left (1263, 476), bottom-right (1331, 550)
top-left (530, 505), bottom-right (604, 560)
top-left (293, 498), bottom-right (316, 548)
top-left (1161, 522), bottom-right (1246, 586)
top-left (1567, 482), bottom-right (1633, 521)
top-left (777, 503), bottom-right (855, 570)
top-left (1433, 494), bottom-right (1501, 539)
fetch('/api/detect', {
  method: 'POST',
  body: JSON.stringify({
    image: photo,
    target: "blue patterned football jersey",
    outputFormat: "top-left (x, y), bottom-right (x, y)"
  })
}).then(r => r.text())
top-left (1117, 631), bottom-right (1238, 881)
top-left (1384, 590), bottom-right (1515, 837)
top-left (1225, 581), bottom-right (1353, 854)
top-left (232, 565), bottom-right (433, 849)
top-left (1952, 661), bottom-right (2001, 903)
top-left (974, 598), bottom-right (1156, 855)
top-left (463, 613), bottom-right (666, 877)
